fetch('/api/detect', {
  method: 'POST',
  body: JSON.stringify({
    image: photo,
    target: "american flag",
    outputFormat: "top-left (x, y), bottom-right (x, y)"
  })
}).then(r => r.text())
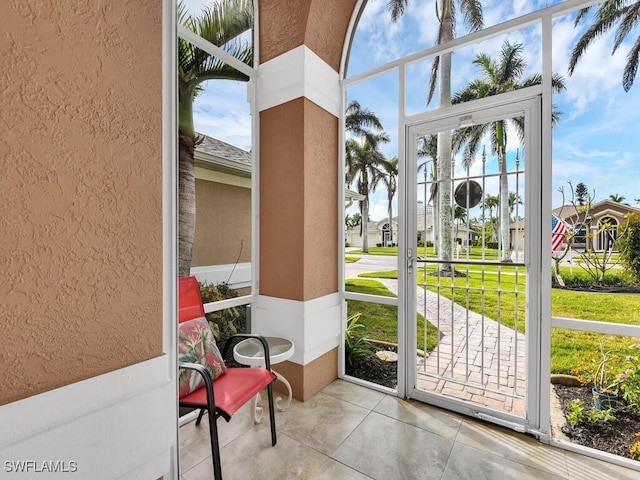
top-left (551, 214), bottom-right (568, 252)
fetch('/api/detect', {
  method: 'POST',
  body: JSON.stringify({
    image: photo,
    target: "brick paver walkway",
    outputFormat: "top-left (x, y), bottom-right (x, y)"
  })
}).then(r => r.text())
top-left (349, 259), bottom-right (526, 417)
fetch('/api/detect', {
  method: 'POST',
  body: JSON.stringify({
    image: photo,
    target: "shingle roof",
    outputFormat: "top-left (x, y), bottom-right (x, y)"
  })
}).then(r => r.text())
top-left (195, 133), bottom-right (251, 166)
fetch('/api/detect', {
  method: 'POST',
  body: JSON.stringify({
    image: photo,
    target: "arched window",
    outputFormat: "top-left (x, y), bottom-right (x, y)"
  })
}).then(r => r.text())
top-left (598, 216), bottom-right (618, 250)
top-left (573, 222), bottom-right (587, 245)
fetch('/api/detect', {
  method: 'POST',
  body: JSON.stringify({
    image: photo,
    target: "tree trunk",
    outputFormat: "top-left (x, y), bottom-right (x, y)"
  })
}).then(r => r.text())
top-left (388, 198), bottom-right (393, 246)
top-left (179, 130), bottom-right (196, 277)
top-left (499, 152), bottom-right (511, 262)
top-left (437, 11), bottom-right (454, 272)
top-left (362, 195), bottom-right (369, 253)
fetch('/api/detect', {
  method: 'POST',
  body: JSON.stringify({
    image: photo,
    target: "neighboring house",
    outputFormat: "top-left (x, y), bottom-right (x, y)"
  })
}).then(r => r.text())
top-left (509, 219), bottom-right (526, 252)
top-left (554, 199), bottom-right (640, 251)
top-left (345, 188), bottom-right (365, 208)
top-left (346, 201), bottom-right (472, 248)
top-left (346, 219), bottom-right (398, 247)
top-left (191, 134), bottom-right (252, 293)
top-left (195, 136), bottom-right (366, 287)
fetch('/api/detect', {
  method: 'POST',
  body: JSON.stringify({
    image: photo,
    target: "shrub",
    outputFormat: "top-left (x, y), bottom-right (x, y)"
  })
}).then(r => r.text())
top-left (617, 213), bottom-right (640, 282)
top-left (619, 346), bottom-right (640, 414)
top-left (199, 281), bottom-right (247, 345)
top-left (345, 313), bottom-right (374, 366)
top-left (556, 270), bottom-right (635, 286)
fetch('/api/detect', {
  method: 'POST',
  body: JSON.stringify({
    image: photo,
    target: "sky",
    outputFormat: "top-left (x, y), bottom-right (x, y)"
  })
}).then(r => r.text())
top-left (182, 0), bottom-right (640, 224)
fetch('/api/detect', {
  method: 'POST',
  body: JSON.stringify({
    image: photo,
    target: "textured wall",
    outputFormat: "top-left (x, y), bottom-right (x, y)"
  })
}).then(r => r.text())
top-left (260, 98), bottom-right (338, 301)
top-left (0, 0), bottom-right (163, 405)
top-left (260, 99), bottom-right (306, 300)
top-left (192, 180), bottom-right (252, 266)
top-left (302, 101), bottom-right (339, 299)
top-left (259, 0), bottom-right (358, 70)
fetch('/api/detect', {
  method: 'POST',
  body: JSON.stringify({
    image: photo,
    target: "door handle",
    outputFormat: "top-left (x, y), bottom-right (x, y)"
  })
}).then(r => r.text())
top-left (407, 248), bottom-right (415, 274)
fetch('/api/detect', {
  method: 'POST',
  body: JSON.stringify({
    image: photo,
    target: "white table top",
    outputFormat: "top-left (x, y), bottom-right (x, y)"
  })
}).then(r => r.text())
top-left (233, 336), bottom-right (294, 367)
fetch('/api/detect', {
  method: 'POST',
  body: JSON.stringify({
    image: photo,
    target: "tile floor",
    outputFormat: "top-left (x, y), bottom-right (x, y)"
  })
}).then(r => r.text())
top-left (179, 379), bottom-right (639, 480)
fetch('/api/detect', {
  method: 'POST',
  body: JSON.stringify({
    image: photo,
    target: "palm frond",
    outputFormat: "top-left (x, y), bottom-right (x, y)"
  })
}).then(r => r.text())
top-left (387, 0), bottom-right (409, 22)
top-left (623, 33), bottom-right (640, 91)
top-left (612, 3), bottom-right (639, 52)
top-left (461, 0), bottom-right (484, 32)
top-left (346, 101), bottom-right (385, 137)
top-left (573, 6), bottom-right (594, 26)
top-left (178, 0), bottom-right (253, 86)
top-left (568, 2), bottom-right (626, 75)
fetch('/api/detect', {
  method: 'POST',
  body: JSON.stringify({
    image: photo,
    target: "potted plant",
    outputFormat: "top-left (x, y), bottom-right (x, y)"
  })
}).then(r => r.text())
top-left (573, 342), bottom-right (624, 411)
top-left (590, 344), bottom-right (624, 410)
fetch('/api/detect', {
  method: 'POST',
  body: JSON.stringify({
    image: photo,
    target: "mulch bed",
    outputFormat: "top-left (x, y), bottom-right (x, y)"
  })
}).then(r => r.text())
top-left (345, 349), bottom-right (398, 389)
top-left (554, 384), bottom-right (640, 460)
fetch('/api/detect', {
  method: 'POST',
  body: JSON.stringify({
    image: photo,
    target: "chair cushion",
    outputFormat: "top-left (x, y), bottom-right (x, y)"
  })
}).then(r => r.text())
top-left (178, 317), bottom-right (226, 398)
top-left (179, 367), bottom-right (276, 417)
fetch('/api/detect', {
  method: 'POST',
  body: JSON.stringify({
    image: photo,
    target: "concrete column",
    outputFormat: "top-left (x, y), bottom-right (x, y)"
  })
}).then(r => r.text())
top-left (255, 45), bottom-right (342, 400)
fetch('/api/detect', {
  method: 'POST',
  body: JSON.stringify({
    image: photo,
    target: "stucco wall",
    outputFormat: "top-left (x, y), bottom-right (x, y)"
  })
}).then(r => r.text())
top-left (259, 0), bottom-right (358, 70)
top-left (192, 180), bottom-right (252, 267)
top-left (0, 1), bottom-right (163, 405)
top-left (260, 98), bottom-right (338, 301)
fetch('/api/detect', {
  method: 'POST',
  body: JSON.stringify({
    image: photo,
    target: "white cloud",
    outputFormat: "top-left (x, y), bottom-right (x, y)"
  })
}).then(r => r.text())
top-left (192, 80), bottom-right (252, 150)
top-left (552, 14), bottom-right (629, 117)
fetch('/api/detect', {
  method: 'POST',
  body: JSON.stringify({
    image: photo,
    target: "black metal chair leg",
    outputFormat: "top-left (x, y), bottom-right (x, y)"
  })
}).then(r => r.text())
top-left (266, 383), bottom-right (277, 446)
top-left (195, 408), bottom-right (205, 426)
top-left (207, 409), bottom-right (223, 480)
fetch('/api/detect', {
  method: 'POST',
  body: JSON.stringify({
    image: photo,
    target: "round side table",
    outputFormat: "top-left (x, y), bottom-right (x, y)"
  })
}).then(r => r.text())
top-left (233, 336), bottom-right (295, 423)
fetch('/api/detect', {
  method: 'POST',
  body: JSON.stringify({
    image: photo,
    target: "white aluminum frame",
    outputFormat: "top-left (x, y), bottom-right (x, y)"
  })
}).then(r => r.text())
top-left (177, 4), bottom-right (260, 317)
top-left (339, 0), bottom-right (640, 470)
top-left (403, 95), bottom-right (542, 431)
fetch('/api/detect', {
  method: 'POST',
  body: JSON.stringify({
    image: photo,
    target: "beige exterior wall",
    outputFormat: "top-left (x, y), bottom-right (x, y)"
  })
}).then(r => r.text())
top-left (260, 98), bottom-right (338, 302)
top-left (0, 1), bottom-right (163, 405)
top-left (258, 0), bottom-right (357, 70)
top-left (192, 179), bottom-right (252, 267)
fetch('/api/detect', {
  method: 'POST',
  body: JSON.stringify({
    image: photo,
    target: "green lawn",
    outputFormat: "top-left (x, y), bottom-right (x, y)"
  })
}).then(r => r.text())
top-left (348, 245), bottom-right (500, 260)
top-left (345, 279), bottom-right (440, 353)
top-left (349, 267), bottom-right (640, 375)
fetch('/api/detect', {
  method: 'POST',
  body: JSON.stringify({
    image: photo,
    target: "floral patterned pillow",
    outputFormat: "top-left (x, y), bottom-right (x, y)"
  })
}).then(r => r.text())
top-left (178, 317), bottom-right (226, 398)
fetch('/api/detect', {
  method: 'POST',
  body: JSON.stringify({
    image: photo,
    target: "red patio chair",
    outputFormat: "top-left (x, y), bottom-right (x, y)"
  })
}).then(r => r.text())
top-left (178, 276), bottom-right (277, 479)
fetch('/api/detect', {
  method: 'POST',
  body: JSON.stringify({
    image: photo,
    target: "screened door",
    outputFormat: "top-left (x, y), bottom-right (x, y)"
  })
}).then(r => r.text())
top-left (404, 95), bottom-right (543, 432)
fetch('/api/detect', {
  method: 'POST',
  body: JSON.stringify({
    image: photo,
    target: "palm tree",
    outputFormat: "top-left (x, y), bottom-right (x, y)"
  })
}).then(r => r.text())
top-left (388, 0), bottom-right (483, 273)
top-left (373, 157), bottom-right (399, 246)
top-left (482, 194), bottom-right (499, 242)
top-left (508, 192), bottom-right (523, 221)
top-left (418, 134), bottom-right (438, 251)
top-left (452, 41), bottom-right (566, 261)
top-left (345, 102), bottom-right (387, 252)
top-left (346, 100), bottom-right (385, 143)
top-left (178, 0), bottom-right (253, 276)
top-left (569, 1), bottom-right (640, 92)
top-left (453, 204), bottom-right (468, 242)
top-left (609, 193), bottom-right (626, 203)
top-left (346, 134), bottom-right (390, 253)
top-left (346, 212), bottom-right (362, 230)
